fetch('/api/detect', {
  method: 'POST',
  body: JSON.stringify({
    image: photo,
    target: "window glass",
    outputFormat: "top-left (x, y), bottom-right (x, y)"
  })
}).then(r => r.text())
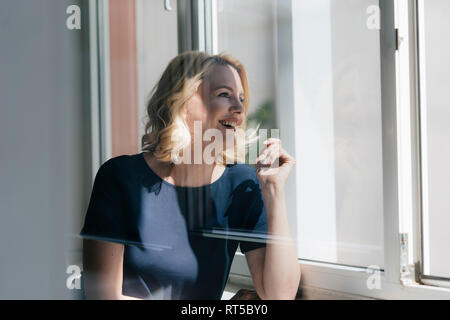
top-left (136, 0), bottom-right (178, 142)
top-left (418, 0), bottom-right (450, 279)
top-left (217, 0), bottom-right (277, 130)
top-left (218, 0), bottom-right (384, 268)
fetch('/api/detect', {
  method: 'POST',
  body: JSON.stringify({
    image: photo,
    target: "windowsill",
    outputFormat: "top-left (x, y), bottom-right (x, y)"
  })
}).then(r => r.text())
top-left (72, 247), bottom-right (450, 300)
top-left (230, 252), bottom-right (450, 300)
top-left (225, 273), bottom-right (374, 300)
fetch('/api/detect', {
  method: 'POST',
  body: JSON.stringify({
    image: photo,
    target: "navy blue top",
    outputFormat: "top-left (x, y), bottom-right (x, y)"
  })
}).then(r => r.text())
top-left (80, 152), bottom-right (267, 300)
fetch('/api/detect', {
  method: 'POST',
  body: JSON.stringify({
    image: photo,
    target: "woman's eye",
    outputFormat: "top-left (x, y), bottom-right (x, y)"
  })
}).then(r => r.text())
top-left (218, 92), bottom-right (244, 103)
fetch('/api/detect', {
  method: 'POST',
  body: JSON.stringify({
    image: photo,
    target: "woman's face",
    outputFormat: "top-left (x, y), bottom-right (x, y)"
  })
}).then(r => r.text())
top-left (185, 64), bottom-right (245, 141)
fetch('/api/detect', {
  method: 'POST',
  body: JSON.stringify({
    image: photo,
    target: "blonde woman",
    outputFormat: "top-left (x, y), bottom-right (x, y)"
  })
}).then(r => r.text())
top-left (80, 51), bottom-right (301, 300)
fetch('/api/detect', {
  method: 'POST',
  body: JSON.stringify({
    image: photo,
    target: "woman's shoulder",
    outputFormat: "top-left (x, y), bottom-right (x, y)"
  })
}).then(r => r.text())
top-left (96, 153), bottom-right (142, 181)
top-left (97, 154), bottom-right (130, 172)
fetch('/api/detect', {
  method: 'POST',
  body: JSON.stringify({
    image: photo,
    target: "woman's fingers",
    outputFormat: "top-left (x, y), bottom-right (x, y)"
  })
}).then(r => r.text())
top-left (264, 137), bottom-right (281, 145)
top-left (255, 139), bottom-right (296, 184)
top-left (257, 140), bottom-right (295, 169)
top-left (256, 144), bottom-right (273, 163)
top-left (256, 140), bottom-right (281, 167)
top-left (264, 138), bottom-right (282, 165)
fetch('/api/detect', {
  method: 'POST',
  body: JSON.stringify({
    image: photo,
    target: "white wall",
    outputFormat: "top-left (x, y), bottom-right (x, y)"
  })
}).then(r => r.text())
top-left (0, 0), bottom-right (91, 298)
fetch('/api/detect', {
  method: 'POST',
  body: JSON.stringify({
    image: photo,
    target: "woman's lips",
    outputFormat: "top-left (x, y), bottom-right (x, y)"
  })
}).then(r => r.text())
top-left (218, 119), bottom-right (239, 130)
top-left (218, 121), bottom-right (236, 131)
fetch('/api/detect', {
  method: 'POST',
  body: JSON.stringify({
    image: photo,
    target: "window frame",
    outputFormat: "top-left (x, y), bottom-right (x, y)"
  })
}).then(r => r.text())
top-left (177, 0), bottom-right (218, 54)
top-left (89, 0), bottom-right (112, 177)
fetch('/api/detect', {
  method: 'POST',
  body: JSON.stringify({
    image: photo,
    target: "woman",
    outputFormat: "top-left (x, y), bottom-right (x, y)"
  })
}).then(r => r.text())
top-left (80, 51), bottom-right (301, 300)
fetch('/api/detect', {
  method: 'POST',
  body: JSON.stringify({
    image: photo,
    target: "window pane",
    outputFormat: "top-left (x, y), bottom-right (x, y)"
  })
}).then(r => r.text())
top-left (218, 0), bottom-right (384, 268)
top-left (136, 0), bottom-right (178, 143)
top-left (217, 0), bottom-right (277, 129)
top-left (418, 0), bottom-right (450, 279)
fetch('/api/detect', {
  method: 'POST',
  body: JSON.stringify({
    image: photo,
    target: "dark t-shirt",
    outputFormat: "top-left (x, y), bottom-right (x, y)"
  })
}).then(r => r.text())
top-left (80, 152), bottom-right (267, 300)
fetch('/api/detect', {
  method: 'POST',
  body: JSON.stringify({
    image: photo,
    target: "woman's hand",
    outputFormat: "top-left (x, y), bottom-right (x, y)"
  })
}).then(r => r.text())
top-left (255, 138), bottom-right (296, 190)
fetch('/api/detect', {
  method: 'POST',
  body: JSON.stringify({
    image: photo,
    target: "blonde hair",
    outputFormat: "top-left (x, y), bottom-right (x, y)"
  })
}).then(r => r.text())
top-left (141, 51), bottom-right (257, 164)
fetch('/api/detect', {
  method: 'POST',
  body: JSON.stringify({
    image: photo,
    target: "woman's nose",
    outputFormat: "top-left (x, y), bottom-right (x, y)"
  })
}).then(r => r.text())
top-left (229, 97), bottom-right (244, 114)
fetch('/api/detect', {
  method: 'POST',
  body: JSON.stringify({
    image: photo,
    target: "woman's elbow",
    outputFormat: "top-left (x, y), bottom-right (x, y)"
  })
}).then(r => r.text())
top-left (84, 288), bottom-right (122, 300)
top-left (83, 277), bottom-right (122, 300)
top-left (264, 268), bottom-right (301, 300)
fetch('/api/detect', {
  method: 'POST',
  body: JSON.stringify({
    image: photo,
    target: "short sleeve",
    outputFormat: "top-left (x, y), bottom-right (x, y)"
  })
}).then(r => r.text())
top-left (80, 159), bottom-right (127, 244)
top-left (239, 179), bottom-right (268, 254)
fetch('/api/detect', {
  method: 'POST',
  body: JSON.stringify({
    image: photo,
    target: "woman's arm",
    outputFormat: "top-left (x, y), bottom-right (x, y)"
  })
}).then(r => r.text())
top-left (248, 138), bottom-right (301, 300)
top-left (260, 184), bottom-right (301, 299)
top-left (82, 239), bottom-right (143, 300)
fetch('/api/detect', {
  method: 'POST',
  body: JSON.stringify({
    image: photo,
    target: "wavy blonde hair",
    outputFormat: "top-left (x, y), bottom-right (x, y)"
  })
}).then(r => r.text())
top-left (141, 51), bottom-right (257, 164)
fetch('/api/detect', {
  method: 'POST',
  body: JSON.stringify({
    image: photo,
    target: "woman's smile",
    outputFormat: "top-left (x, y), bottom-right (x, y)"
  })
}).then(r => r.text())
top-left (218, 118), bottom-right (241, 131)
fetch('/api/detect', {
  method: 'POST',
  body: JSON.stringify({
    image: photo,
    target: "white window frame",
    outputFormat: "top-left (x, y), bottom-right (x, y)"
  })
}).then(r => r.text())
top-left (177, 0), bottom-right (218, 54)
top-left (89, 0), bottom-right (112, 180)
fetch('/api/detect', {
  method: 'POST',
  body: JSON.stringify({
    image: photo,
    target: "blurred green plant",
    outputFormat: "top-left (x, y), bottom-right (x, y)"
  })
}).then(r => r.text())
top-left (246, 100), bottom-right (276, 130)
top-left (244, 100), bottom-right (277, 165)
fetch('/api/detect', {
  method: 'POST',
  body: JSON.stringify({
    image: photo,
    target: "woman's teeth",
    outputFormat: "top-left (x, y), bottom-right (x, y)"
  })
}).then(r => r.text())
top-left (219, 120), bottom-right (236, 128)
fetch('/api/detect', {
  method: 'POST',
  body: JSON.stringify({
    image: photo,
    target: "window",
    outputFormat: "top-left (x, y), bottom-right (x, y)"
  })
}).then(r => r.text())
top-left (218, 0), bottom-right (385, 268)
top-left (89, 0), bottom-right (450, 298)
top-left (219, 0), bottom-right (450, 298)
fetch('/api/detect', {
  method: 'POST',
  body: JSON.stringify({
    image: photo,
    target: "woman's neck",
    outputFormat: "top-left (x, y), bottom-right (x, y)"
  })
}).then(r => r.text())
top-left (171, 162), bottom-right (225, 187)
top-left (144, 152), bottom-right (226, 187)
